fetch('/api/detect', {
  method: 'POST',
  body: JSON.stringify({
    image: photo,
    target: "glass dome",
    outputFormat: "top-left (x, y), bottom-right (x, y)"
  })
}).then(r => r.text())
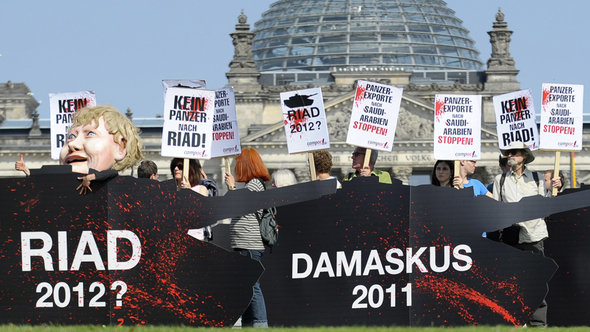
top-left (252, 0), bottom-right (483, 73)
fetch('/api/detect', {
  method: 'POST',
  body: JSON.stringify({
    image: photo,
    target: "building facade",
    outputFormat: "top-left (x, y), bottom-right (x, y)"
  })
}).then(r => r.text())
top-left (1, 0), bottom-right (588, 190)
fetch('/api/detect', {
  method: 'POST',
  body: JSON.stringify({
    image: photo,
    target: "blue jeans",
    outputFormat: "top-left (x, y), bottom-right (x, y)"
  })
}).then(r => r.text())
top-left (239, 249), bottom-right (268, 328)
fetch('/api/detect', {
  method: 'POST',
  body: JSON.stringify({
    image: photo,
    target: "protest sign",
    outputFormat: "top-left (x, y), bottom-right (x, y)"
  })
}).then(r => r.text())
top-left (493, 90), bottom-right (539, 151)
top-left (434, 94), bottom-right (481, 160)
top-left (49, 91), bottom-right (96, 159)
top-left (540, 83), bottom-right (584, 151)
top-left (280, 88), bottom-right (330, 154)
top-left (161, 87), bottom-right (215, 159)
top-left (211, 87), bottom-right (241, 158)
top-left (346, 80), bottom-right (402, 152)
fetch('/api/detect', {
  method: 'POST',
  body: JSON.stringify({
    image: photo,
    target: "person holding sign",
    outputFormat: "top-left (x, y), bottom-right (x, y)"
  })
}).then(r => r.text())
top-left (170, 158), bottom-right (208, 196)
top-left (452, 160), bottom-right (493, 198)
top-left (223, 147), bottom-right (270, 328)
top-left (544, 170), bottom-right (565, 195)
top-left (60, 105), bottom-right (143, 194)
top-left (491, 141), bottom-right (561, 327)
top-left (344, 147), bottom-right (392, 184)
top-left (430, 160), bottom-right (454, 187)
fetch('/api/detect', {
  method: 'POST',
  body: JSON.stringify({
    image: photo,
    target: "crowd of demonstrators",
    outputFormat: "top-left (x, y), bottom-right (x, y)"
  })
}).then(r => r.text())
top-left (313, 149), bottom-right (342, 189)
top-left (224, 147), bottom-right (270, 328)
top-left (271, 169), bottom-right (297, 188)
top-left (345, 147), bottom-right (392, 184)
top-left (12, 103), bottom-right (574, 327)
top-left (430, 160), bottom-right (453, 187)
top-left (137, 160), bottom-right (158, 180)
top-left (453, 160), bottom-right (493, 198)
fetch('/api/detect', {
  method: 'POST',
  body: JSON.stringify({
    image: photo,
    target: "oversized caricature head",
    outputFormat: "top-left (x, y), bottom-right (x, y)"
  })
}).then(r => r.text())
top-left (59, 105), bottom-right (143, 174)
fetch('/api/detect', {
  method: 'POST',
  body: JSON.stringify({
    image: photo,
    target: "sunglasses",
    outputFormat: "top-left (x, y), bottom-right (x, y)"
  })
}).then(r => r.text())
top-left (352, 152), bottom-right (365, 157)
top-left (506, 149), bottom-right (523, 156)
top-left (174, 164), bottom-right (183, 170)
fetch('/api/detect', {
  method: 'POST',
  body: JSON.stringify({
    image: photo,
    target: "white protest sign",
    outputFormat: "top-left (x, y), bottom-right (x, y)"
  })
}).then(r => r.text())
top-left (434, 94), bottom-right (482, 160)
top-left (211, 87), bottom-right (241, 158)
top-left (540, 83), bottom-right (584, 151)
top-left (493, 90), bottom-right (540, 151)
top-left (49, 91), bottom-right (96, 160)
top-left (280, 88), bottom-right (330, 154)
top-left (346, 80), bottom-right (402, 152)
top-left (161, 87), bottom-right (215, 159)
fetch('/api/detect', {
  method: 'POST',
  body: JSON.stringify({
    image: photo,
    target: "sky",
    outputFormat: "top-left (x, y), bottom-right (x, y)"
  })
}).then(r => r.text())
top-left (1, 0), bottom-right (588, 119)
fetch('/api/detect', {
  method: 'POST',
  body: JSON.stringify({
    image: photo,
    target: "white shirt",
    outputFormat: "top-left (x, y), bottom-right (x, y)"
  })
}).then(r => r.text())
top-left (493, 167), bottom-right (548, 243)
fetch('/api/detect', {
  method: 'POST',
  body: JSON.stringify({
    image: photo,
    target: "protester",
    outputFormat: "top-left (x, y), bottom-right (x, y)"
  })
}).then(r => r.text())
top-left (430, 160), bottom-right (453, 187)
top-left (224, 147), bottom-right (270, 328)
top-left (313, 149), bottom-right (342, 189)
top-left (344, 147), bottom-right (392, 184)
top-left (271, 169), bottom-right (297, 188)
top-left (453, 160), bottom-right (493, 198)
top-left (137, 160), bottom-right (158, 180)
top-left (170, 158), bottom-right (208, 196)
top-left (491, 141), bottom-right (562, 327)
top-left (59, 105), bottom-right (143, 194)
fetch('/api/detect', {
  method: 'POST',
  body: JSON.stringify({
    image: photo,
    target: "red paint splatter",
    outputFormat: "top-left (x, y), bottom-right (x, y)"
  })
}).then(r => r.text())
top-left (542, 88), bottom-right (551, 113)
top-left (415, 274), bottom-right (520, 326)
top-left (435, 98), bottom-right (445, 123)
top-left (354, 83), bottom-right (366, 108)
top-left (18, 198), bottom-right (39, 213)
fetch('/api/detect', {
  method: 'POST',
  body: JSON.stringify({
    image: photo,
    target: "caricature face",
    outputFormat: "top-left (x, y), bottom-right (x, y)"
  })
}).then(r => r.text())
top-left (59, 116), bottom-right (126, 174)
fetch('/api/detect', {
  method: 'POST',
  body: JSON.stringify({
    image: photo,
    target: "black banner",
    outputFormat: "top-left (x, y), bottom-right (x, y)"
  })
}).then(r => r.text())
top-left (0, 168), bottom-right (335, 326)
top-left (258, 177), bottom-right (590, 326)
top-left (545, 185), bottom-right (590, 326)
top-left (3, 170), bottom-right (590, 326)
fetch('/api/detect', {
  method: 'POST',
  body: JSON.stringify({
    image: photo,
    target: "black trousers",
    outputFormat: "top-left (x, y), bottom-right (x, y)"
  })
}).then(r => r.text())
top-left (512, 240), bottom-right (548, 327)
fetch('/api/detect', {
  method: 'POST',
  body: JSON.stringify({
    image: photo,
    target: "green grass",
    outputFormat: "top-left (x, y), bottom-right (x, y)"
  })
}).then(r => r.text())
top-left (2, 326), bottom-right (590, 332)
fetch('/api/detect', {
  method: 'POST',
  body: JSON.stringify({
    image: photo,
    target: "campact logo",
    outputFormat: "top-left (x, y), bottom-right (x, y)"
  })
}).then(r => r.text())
top-left (557, 142), bottom-right (576, 148)
top-left (222, 145), bottom-right (240, 154)
top-left (307, 139), bottom-right (327, 147)
top-left (184, 150), bottom-right (207, 158)
top-left (367, 140), bottom-right (386, 148)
